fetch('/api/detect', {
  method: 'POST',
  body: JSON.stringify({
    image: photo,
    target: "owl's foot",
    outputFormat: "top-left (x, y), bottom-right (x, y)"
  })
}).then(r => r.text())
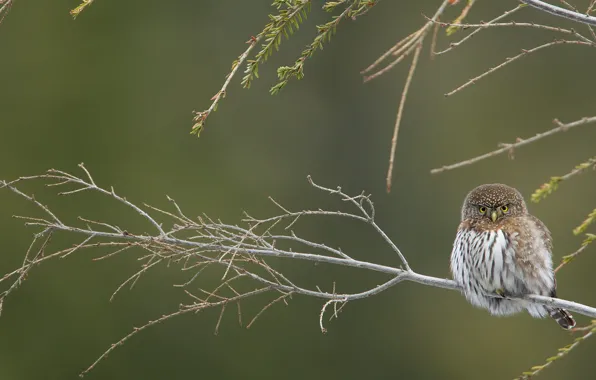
top-left (495, 289), bottom-right (508, 298)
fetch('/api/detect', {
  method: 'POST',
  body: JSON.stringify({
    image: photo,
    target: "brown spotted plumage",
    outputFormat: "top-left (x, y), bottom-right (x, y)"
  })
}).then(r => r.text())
top-left (450, 184), bottom-right (575, 329)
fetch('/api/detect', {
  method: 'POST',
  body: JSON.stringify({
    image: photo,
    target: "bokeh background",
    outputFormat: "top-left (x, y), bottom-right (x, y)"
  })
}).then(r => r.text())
top-left (1, 1), bottom-right (595, 379)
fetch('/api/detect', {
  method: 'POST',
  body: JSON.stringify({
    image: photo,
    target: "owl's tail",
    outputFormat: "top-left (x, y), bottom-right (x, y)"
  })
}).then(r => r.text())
top-left (549, 308), bottom-right (576, 330)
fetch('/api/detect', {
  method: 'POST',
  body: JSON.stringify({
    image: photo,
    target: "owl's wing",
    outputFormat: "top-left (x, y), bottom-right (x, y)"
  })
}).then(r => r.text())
top-left (500, 214), bottom-right (556, 297)
top-left (519, 214), bottom-right (557, 296)
top-left (528, 215), bottom-right (558, 296)
top-left (528, 214), bottom-right (553, 254)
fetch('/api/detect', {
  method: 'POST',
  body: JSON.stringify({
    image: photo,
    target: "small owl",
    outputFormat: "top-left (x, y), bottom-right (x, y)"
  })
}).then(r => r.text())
top-left (450, 184), bottom-right (575, 329)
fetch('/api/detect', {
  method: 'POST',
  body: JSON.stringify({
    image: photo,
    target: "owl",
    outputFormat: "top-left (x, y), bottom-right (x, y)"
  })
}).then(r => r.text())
top-left (450, 183), bottom-right (575, 329)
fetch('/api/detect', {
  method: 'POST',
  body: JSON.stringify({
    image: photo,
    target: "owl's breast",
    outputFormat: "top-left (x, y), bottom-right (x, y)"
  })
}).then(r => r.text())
top-left (451, 227), bottom-right (518, 292)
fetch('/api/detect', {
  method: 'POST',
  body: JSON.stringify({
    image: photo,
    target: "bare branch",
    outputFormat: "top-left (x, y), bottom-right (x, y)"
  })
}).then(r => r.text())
top-left (386, 42), bottom-right (422, 193)
top-left (431, 116), bottom-right (596, 174)
top-left (445, 39), bottom-right (594, 97)
top-left (520, 0), bottom-right (596, 26)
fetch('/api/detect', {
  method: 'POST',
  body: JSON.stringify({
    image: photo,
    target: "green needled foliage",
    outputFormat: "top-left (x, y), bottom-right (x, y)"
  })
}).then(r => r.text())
top-left (70, 0), bottom-right (95, 19)
top-left (574, 208), bottom-right (596, 236)
top-left (190, 0), bottom-right (380, 136)
top-left (521, 156), bottom-right (596, 380)
top-left (515, 321), bottom-right (596, 380)
top-left (530, 156), bottom-right (596, 264)
top-left (531, 157), bottom-right (596, 203)
top-left (271, 0), bottom-right (378, 95)
top-left (242, 0), bottom-right (313, 90)
top-left (445, 0), bottom-right (478, 36)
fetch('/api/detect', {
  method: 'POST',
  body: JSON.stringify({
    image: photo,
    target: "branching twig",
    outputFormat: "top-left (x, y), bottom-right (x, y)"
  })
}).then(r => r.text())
top-left (361, 0), bottom-right (452, 80)
top-left (434, 4), bottom-right (526, 55)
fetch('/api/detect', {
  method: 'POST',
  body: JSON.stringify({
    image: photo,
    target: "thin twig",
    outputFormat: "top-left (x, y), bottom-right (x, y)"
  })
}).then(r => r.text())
top-left (429, 19), bottom-right (595, 46)
top-left (386, 42), bottom-right (422, 193)
top-left (555, 244), bottom-right (589, 273)
top-left (191, 35), bottom-right (262, 135)
top-left (429, 16), bottom-right (440, 60)
top-left (246, 292), bottom-right (293, 329)
top-left (434, 5), bottom-right (525, 54)
top-left (80, 287), bottom-right (272, 377)
top-left (360, 30), bottom-right (418, 74)
top-left (445, 39), bottom-right (594, 97)
top-left (362, 0), bottom-right (451, 81)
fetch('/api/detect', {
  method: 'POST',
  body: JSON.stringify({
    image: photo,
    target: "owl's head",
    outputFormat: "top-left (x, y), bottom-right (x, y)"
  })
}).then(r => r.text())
top-left (461, 183), bottom-right (527, 222)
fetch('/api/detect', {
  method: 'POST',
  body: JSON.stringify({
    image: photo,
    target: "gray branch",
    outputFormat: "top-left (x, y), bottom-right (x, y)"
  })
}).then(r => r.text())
top-left (520, 0), bottom-right (596, 26)
top-left (1, 166), bottom-right (594, 317)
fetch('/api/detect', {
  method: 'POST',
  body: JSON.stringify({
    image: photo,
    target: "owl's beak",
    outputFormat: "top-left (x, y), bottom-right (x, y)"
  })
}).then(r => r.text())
top-left (491, 210), bottom-right (498, 222)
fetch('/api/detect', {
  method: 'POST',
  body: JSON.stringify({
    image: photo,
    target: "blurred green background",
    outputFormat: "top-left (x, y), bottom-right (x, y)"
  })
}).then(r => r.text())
top-left (1, 1), bottom-right (595, 379)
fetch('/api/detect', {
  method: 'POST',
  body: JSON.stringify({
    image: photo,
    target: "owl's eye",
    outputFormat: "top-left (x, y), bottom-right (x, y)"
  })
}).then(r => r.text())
top-left (478, 206), bottom-right (487, 214)
top-left (501, 205), bottom-right (509, 213)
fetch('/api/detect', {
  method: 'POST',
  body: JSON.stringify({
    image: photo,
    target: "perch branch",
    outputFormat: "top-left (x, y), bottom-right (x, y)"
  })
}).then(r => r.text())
top-left (1, 167), bottom-right (595, 376)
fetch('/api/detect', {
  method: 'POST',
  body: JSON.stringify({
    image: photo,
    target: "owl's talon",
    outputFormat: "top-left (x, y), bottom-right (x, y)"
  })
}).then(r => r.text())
top-left (495, 289), bottom-right (507, 298)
